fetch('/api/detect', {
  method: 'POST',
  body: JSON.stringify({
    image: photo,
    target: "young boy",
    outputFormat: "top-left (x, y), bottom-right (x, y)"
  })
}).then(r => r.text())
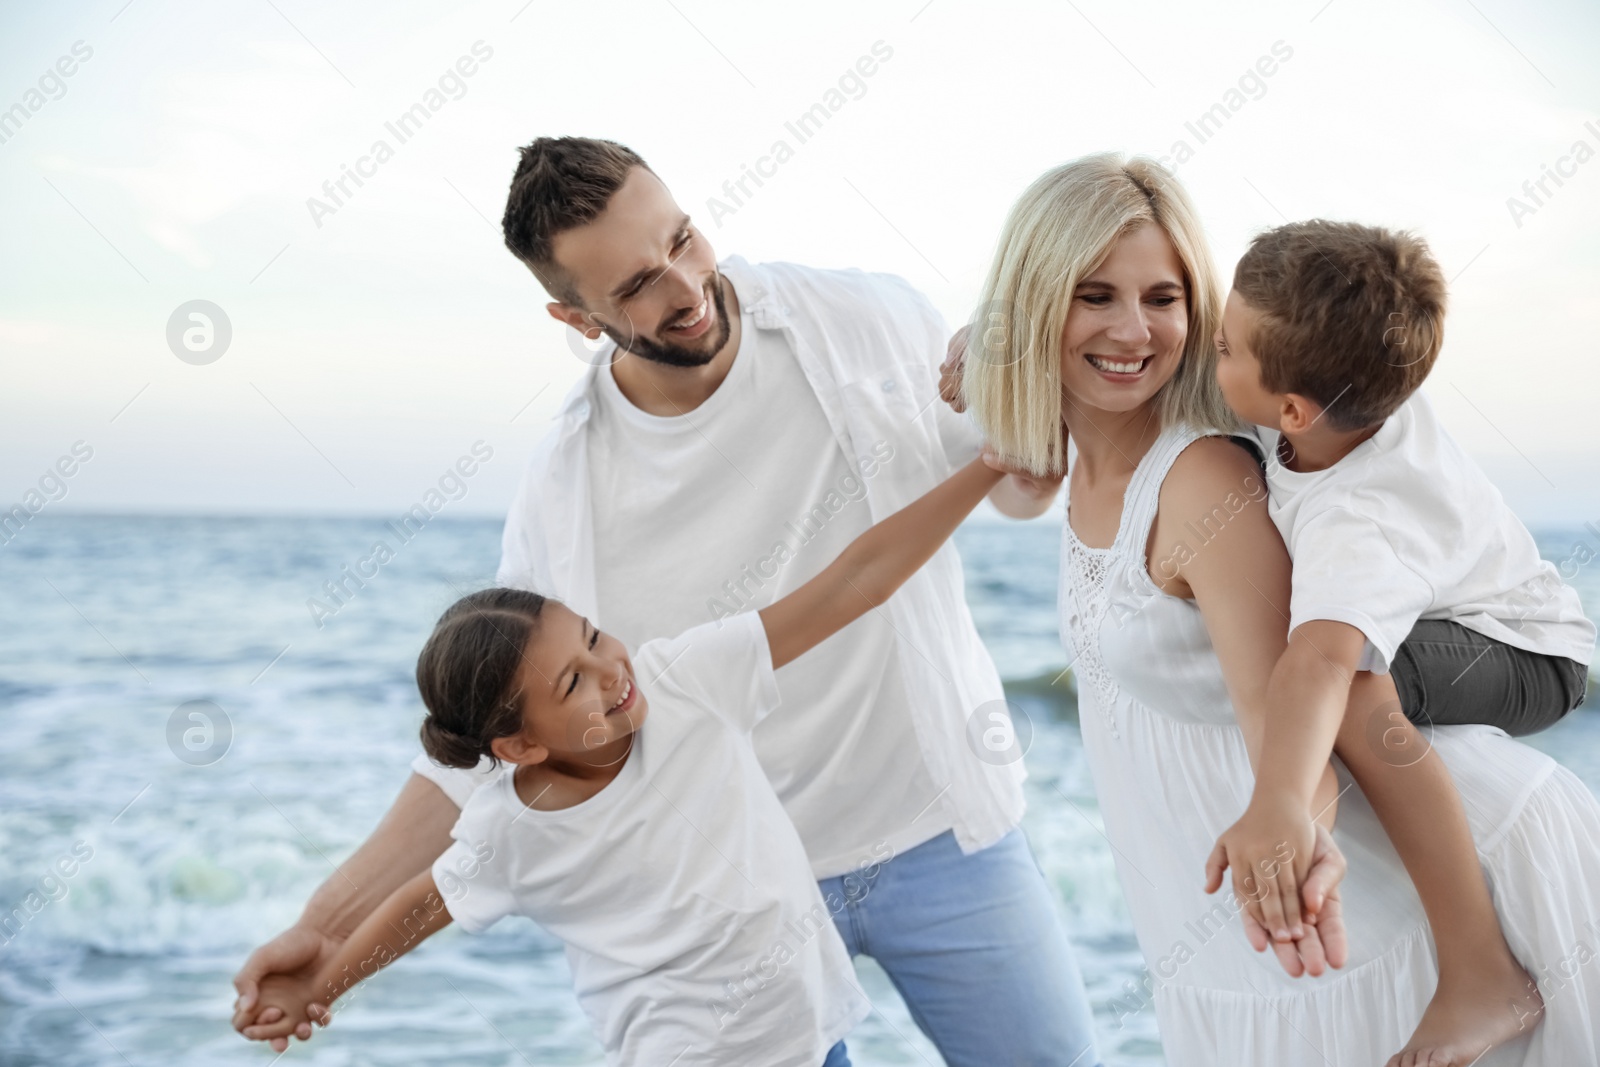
top-left (1206, 219), bottom-right (1594, 1067)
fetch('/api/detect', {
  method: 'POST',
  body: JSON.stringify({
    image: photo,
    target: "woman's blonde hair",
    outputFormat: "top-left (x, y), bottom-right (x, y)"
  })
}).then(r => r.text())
top-left (963, 153), bottom-right (1238, 476)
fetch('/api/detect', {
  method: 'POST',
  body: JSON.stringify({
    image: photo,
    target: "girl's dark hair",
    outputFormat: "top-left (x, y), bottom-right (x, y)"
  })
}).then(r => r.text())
top-left (416, 588), bottom-right (549, 769)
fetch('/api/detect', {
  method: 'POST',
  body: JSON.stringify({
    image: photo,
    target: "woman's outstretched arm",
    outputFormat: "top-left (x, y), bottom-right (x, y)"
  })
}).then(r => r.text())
top-left (760, 455), bottom-right (1004, 671)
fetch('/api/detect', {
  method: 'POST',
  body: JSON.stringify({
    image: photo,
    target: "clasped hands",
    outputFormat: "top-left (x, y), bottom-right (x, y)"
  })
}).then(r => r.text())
top-left (1206, 794), bottom-right (1350, 978)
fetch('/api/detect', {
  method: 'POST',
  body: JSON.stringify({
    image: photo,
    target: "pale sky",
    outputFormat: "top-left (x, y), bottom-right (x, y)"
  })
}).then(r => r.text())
top-left (2, 0), bottom-right (1597, 523)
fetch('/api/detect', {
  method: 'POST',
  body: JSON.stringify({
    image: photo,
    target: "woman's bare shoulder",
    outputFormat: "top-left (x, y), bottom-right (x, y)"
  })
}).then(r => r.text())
top-left (1145, 433), bottom-right (1280, 598)
top-left (1158, 434), bottom-right (1268, 515)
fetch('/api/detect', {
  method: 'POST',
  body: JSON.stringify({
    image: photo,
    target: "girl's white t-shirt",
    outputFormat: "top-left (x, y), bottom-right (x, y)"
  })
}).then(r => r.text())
top-left (428, 611), bottom-right (868, 1067)
top-left (1262, 391), bottom-right (1596, 673)
top-left (586, 311), bottom-right (950, 880)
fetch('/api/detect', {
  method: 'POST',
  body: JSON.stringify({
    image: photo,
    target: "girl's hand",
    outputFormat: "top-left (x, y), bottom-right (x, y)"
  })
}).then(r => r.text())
top-left (949, 326), bottom-right (1067, 515)
top-left (939, 325), bottom-right (971, 413)
top-left (233, 922), bottom-right (343, 1050)
top-left (980, 447), bottom-right (1064, 504)
top-left (241, 971), bottom-right (331, 1044)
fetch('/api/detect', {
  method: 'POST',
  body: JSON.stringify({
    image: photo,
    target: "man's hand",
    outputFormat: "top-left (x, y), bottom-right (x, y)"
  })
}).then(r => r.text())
top-left (241, 969), bottom-right (333, 1045)
top-left (939, 325), bottom-right (970, 414)
top-left (232, 922), bottom-right (345, 1051)
top-left (1205, 792), bottom-right (1317, 946)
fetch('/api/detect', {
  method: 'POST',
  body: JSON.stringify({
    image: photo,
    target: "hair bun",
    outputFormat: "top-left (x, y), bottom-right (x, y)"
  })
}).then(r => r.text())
top-left (420, 716), bottom-right (486, 769)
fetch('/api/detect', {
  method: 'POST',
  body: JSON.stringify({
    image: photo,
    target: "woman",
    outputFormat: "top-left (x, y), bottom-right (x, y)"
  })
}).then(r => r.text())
top-left (947, 153), bottom-right (1600, 1064)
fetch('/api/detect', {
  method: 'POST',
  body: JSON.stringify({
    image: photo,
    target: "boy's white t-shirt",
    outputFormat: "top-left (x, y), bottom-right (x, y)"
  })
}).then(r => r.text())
top-left (1263, 391), bottom-right (1595, 673)
top-left (428, 611), bottom-right (868, 1067)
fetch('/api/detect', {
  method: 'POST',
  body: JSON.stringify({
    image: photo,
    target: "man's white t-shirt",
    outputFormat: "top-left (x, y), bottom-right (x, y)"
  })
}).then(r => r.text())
top-left (430, 612), bottom-right (868, 1067)
top-left (1263, 391), bottom-right (1595, 673)
top-left (584, 306), bottom-right (950, 878)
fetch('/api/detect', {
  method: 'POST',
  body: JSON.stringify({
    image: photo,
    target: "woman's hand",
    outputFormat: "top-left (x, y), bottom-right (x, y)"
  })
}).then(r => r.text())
top-left (1301, 824), bottom-right (1348, 966)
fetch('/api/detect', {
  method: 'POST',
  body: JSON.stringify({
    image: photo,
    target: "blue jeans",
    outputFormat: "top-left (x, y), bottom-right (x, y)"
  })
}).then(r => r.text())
top-left (817, 828), bottom-right (1101, 1067)
top-left (822, 1040), bottom-right (850, 1066)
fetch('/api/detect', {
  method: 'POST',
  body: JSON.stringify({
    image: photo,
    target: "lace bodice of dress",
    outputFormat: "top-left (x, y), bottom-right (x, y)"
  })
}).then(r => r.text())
top-left (1060, 422), bottom-right (1236, 737)
top-left (1062, 534), bottom-right (1122, 739)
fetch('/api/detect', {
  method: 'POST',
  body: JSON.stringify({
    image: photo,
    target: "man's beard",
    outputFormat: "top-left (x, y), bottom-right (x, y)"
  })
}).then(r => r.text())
top-left (602, 276), bottom-right (731, 369)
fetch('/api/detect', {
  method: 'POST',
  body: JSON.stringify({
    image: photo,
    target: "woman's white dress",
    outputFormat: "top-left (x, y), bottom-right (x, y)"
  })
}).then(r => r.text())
top-left (1061, 422), bottom-right (1600, 1066)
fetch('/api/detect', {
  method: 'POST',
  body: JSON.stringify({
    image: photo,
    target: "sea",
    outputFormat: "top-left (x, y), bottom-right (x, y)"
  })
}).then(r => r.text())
top-left (2, 513), bottom-right (1597, 1066)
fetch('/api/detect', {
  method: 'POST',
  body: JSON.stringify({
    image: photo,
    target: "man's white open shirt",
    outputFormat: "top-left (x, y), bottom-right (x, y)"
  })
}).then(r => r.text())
top-left (412, 255), bottom-right (1026, 856)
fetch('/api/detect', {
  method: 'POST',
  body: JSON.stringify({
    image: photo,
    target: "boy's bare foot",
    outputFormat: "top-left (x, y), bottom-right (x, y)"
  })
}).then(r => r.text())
top-left (1385, 954), bottom-right (1543, 1067)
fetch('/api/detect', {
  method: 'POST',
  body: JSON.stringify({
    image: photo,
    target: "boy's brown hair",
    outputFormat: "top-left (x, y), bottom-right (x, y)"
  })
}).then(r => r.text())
top-left (1233, 219), bottom-right (1447, 430)
top-left (501, 136), bottom-right (650, 305)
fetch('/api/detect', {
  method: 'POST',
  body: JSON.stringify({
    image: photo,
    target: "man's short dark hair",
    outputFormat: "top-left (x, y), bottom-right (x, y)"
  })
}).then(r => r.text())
top-left (501, 137), bottom-right (650, 305)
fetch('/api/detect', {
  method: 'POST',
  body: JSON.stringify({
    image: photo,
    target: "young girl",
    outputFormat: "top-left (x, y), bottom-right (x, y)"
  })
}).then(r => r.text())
top-left (244, 455), bottom-right (1007, 1067)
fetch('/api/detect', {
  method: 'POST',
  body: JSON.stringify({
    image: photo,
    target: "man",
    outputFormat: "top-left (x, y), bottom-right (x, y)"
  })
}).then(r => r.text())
top-left (234, 137), bottom-right (1100, 1066)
